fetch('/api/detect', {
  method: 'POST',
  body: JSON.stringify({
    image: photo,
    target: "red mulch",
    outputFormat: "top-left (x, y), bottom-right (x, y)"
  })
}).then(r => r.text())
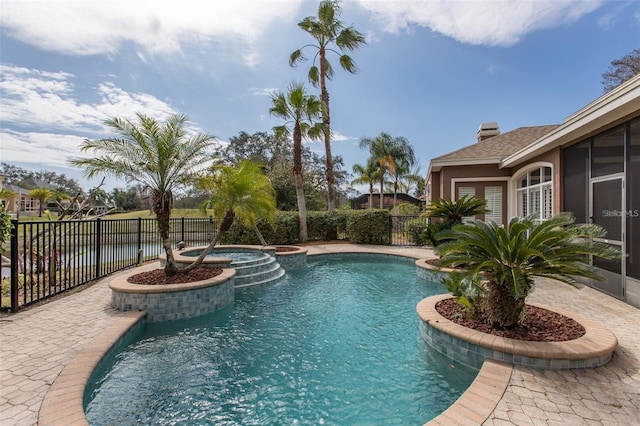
top-left (275, 246), bottom-right (300, 253)
top-left (127, 267), bottom-right (223, 285)
top-left (435, 298), bottom-right (585, 342)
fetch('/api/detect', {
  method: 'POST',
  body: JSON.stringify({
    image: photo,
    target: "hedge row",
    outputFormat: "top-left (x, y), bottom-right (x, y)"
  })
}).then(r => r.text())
top-left (219, 209), bottom-right (391, 245)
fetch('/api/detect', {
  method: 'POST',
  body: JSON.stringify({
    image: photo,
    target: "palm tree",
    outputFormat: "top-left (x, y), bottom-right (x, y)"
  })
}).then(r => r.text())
top-left (28, 188), bottom-right (52, 217)
top-left (358, 132), bottom-right (408, 208)
top-left (69, 112), bottom-right (215, 275)
top-left (351, 159), bottom-right (381, 209)
top-left (270, 82), bottom-right (324, 242)
top-left (436, 213), bottom-right (619, 328)
top-left (184, 160), bottom-right (277, 271)
top-left (290, 0), bottom-right (366, 212)
top-left (387, 137), bottom-right (416, 204)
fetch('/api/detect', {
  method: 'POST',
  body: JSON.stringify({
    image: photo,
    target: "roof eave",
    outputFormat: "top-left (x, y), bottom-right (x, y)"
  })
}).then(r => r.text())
top-left (502, 75), bottom-right (640, 167)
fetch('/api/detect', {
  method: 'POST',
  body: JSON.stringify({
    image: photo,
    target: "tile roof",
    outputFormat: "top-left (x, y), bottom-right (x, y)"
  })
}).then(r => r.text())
top-left (431, 124), bottom-right (560, 164)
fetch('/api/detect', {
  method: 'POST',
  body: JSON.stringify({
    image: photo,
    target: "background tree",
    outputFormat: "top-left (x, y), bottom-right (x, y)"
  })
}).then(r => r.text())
top-left (185, 160), bottom-right (277, 271)
top-left (270, 82), bottom-right (324, 242)
top-left (110, 187), bottom-right (144, 211)
top-left (28, 188), bottom-right (52, 217)
top-left (602, 48), bottom-right (640, 92)
top-left (290, 0), bottom-right (366, 212)
top-left (359, 132), bottom-right (414, 208)
top-left (70, 112), bottom-right (215, 275)
top-left (351, 159), bottom-right (381, 209)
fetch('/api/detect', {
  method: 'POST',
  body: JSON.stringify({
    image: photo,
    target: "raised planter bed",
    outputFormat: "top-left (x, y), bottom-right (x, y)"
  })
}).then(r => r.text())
top-left (417, 294), bottom-right (618, 370)
top-left (274, 245), bottom-right (307, 271)
top-left (109, 262), bottom-right (235, 322)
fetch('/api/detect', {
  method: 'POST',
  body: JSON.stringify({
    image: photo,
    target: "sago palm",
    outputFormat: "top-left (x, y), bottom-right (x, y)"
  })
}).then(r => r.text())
top-left (69, 112), bottom-right (215, 275)
top-left (423, 195), bottom-right (488, 224)
top-left (184, 160), bottom-right (277, 271)
top-left (290, 0), bottom-right (366, 212)
top-left (435, 213), bottom-right (619, 328)
top-left (270, 82), bottom-right (324, 242)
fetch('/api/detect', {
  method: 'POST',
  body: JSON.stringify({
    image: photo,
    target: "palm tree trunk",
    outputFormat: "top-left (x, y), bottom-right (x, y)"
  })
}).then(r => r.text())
top-left (184, 210), bottom-right (234, 272)
top-left (295, 172), bottom-right (308, 242)
top-left (153, 191), bottom-right (177, 275)
top-left (293, 123), bottom-right (308, 242)
top-left (368, 183), bottom-right (373, 209)
top-left (379, 178), bottom-right (384, 209)
top-left (320, 49), bottom-right (336, 213)
top-left (253, 224), bottom-right (268, 246)
top-left (481, 280), bottom-right (526, 328)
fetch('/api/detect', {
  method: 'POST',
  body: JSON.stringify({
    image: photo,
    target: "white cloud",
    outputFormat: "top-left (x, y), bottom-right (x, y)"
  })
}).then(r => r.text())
top-left (357, 0), bottom-right (604, 46)
top-left (0, 129), bottom-right (88, 168)
top-left (1, 0), bottom-right (306, 65)
top-left (0, 65), bottom-right (176, 133)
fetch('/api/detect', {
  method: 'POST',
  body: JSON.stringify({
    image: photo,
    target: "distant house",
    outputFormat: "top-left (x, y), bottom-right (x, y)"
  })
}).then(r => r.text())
top-left (351, 192), bottom-right (423, 210)
top-left (426, 74), bottom-right (640, 308)
top-left (0, 176), bottom-right (55, 216)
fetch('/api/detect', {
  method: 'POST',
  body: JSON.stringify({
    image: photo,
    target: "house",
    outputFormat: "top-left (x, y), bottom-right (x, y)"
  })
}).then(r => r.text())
top-left (351, 192), bottom-right (423, 210)
top-left (0, 176), bottom-right (54, 216)
top-left (426, 75), bottom-right (640, 308)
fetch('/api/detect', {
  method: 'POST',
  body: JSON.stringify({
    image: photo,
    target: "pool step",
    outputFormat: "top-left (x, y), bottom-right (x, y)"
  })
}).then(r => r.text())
top-left (232, 255), bottom-right (285, 288)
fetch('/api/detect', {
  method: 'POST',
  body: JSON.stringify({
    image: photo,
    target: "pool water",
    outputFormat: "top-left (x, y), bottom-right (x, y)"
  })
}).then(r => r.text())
top-left (85, 254), bottom-right (477, 425)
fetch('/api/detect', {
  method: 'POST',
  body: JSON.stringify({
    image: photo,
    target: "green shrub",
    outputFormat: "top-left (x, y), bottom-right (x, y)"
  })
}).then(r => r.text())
top-left (422, 220), bottom-right (452, 247)
top-left (390, 203), bottom-right (420, 216)
top-left (346, 209), bottom-right (389, 244)
top-left (440, 271), bottom-right (485, 318)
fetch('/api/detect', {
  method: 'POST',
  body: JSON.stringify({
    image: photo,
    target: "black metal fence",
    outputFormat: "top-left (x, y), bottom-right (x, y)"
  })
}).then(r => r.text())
top-left (1, 215), bottom-right (426, 312)
top-left (1, 217), bottom-right (217, 312)
top-left (389, 215), bottom-right (427, 246)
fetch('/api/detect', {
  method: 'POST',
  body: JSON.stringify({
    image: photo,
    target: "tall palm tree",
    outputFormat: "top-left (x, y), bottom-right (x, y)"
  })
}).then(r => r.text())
top-left (351, 159), bottom-right (381, 209)
top-left (69, 112), bottom-right (215, 275)
top-left (270, 82), bottom-right (324, 242)
top-left (290, 0), bottom-right (366, 212)
top-left (184, 160), bottom-right (277, 271)
top-left (28, 188), bottom-right (52, 217)
top-left (436, 213), bottom-right (619, 328)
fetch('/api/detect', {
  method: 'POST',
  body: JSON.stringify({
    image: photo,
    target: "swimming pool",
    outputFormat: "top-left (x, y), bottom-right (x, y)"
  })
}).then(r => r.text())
top-left (85, 254), bottom-right (477, 425)
top-left (180, 247), bottom-right (267, 263)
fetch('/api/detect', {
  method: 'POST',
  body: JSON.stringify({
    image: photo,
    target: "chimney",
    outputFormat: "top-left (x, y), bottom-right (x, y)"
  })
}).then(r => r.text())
top-left (477, 122), bottom-right (500, 142)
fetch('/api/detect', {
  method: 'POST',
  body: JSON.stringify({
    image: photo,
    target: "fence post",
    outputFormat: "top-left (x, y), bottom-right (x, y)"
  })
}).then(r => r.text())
top-left (137, 217), bottom-right (143, 264)
top-left (95, 218), bottom-right (102, 278)
top-left (388, 215), bottom-right (393, 245)
top-left (10, 219), bottom-right (19, 313)
top-left (181, 217), bottom-right (185, 243)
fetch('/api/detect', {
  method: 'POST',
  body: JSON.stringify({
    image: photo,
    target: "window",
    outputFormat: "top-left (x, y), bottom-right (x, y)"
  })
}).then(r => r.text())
top-left (457, 187), bottom-right (476, 222)
top-left (516, 166), bottom-right (553, 221)
top-left (485, 186), bottom-right (503, 225)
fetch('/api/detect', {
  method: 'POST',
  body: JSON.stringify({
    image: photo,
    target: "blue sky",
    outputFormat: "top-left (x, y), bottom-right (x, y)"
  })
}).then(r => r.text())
top-left (1, 0), bottom-right (639, 193)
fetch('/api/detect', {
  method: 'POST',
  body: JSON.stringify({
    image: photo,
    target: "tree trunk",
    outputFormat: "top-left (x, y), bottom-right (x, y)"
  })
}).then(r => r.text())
top-left (368, 183), bottom-right (373, 209)
top-left (295, 173), bottom-right (308, 243)
top-left (379, 178), bottom-right (384, 209)
top-left (184, 210), bottom-right (234, 272)
top-left (481, 280), bottom-right (526, 328)
top-left (293, 123), bottom-right (308, 242)
top-left (320, 48), bottom-right (335, 213)
top-left (153, 191), bottom-right (177, 276)
top-left (253, 224), bottom-right (268, 246)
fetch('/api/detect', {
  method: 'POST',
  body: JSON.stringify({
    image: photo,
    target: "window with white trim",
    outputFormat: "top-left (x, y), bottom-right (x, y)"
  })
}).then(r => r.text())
top-left (458, 187), bottom-right (476, 222)
top-left (516, 166), bottom-right (553, 221)
top-left (485, 186), bottom-right (503, 225)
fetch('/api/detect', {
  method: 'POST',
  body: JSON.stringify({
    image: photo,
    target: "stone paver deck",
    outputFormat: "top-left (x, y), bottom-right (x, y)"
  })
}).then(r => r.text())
top-left (1, 243), bottom-right (639, 425)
